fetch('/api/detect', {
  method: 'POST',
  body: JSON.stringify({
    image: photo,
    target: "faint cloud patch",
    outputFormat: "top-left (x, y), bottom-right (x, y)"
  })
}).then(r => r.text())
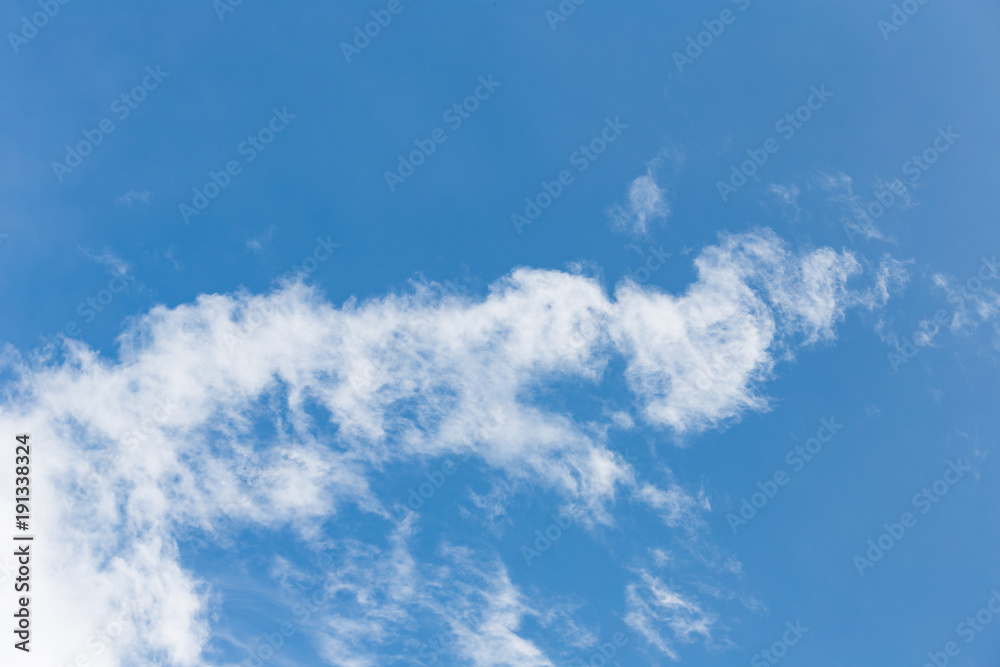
top-left (854, 255), bottom-right (912, 310)
top-left (767, 183), bottom-right (801, 220)
top-left (609, 171), bottom-right (668, 236)
top-left (79, 247), bottom-right (132, 279)
top-left (162, 247), bottom-right (182, 272)
top-left (115, 190), bottom-right (152, 207)
top-left (246, 226), bottom-right (276, 256)
top-left (768, 183), bottom-right (799, 206)
top-left (635, 480), bottom-right (710, 532)
top-left (609, 410), bottom-right (635, 430)
top-left (930, 262), bottom-right (1000, 341)
top-left (624, 569), bottom-right (717, 661)
top-left (609, 151), bottom-right (682, 237)
top-left (817, 172), bottom-right (885, 242)
top-left (877, 256), bottom-right (999, 365)
top-left (817, 171), bottom-right (915, 244)
top-left (460, 481), bottom-right (514, 537)
top-left (875, 176), bottom-right (914, 210)
top-left (651, 548), bottom-right (672, 568)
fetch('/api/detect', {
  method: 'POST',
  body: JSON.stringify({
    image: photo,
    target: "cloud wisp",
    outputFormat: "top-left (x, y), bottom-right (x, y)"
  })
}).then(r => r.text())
top-left (0, 229), bottom-right (889, 665)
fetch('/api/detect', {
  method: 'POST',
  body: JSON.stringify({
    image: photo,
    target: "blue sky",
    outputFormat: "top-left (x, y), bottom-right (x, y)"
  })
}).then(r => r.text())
top-left (2, 1), bottom-right (1000, 665)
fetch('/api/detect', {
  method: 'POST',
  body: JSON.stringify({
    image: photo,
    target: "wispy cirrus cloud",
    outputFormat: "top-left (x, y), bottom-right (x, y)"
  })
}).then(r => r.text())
top-left (625, 570), bottom-right (716, 661)
top-left (608, 163), bottom-right (670, 236)
top-left (0, 229), bottom-right (894, 665)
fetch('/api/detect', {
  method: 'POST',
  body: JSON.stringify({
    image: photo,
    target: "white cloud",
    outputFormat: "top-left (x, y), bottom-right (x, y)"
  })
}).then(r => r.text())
top-left (609, 165), bottom-right (669, 236)
top-left (613, 230), bottom-right (861, 432)
top-left (624, 570), bottom-right (716, 661)
top-left (857, 255), bottom-right (911, 310)
top-left (877, 258), bottom-right (997, 355)
top-left (817, 172), bottom-right (914, 244)
top-left (635, 481), bottom-right (709, 531)
top-left (932, 269), bottom-right (1000, 332)
top-left (767, 183), bottom-right (800, 208)
top-left (461, 480), bottom-right (515, 536)
top-left (0, 229), bottom-right (889, 664)
top-left (766, 183), bottom-right (803, 223)
top-left (304, 526), bottom-right (554, 667)
top-left (817, 172), bottom-right (886, 242)
top-left (78, 247), bottom-right (132, 279)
